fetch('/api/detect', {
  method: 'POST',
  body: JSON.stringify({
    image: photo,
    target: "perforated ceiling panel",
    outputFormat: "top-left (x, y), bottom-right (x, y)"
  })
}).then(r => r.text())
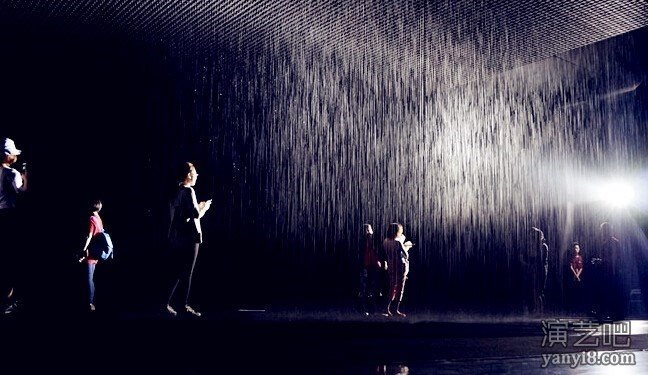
top-left (1, 1), bottom-right (647, 74)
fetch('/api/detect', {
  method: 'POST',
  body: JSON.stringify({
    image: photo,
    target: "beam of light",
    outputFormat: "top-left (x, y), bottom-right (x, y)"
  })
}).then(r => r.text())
top-left (595, 179), bottom-right (636, 208)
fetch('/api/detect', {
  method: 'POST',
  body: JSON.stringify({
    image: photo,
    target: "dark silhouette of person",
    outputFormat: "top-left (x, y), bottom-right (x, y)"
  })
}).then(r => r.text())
top-left (358, 224), bottom-right (383, 315)
top-left (382, 223), bottom-right (412, 317)
top-left (522, 227), bottom-right (548, 314)
top-left (0, 138), bottom-right (28, 314)
top-left (597, 222), bottom-right (623, 319)
top-left (165, 162), bottom-right (212, 317)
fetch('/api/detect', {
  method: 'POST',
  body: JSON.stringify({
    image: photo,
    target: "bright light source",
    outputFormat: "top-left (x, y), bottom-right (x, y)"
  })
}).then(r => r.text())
top-left (597, 180), bottom-right (636, 208)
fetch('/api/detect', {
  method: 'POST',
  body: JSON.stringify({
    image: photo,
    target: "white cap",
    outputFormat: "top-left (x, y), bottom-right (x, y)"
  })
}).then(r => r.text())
top-left (3, 138), bottom-right (22, 156)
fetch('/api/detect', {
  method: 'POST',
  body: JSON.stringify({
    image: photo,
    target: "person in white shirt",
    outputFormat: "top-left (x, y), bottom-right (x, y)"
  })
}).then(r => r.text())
top-left (0, 138), bottom-right (28, 314)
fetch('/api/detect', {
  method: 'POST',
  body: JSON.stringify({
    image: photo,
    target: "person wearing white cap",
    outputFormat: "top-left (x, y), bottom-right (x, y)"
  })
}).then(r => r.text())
top-left (0, 138), bottom-right (28, 314)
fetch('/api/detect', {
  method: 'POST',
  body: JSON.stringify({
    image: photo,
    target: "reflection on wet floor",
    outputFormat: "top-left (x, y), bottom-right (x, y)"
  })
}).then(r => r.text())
top-left (374, 364), bottom-right (409, 375)
top-left (3, 314), bottom-right (648, 373)
top-left (343, 351), bottom-right (648, 374)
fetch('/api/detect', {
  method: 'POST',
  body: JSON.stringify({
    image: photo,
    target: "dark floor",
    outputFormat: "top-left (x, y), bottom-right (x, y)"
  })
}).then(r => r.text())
top-left (2, 308), bottom-right (647, 374)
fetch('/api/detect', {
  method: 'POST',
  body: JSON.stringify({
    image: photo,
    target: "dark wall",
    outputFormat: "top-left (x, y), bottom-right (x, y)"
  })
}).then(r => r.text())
top-left (0, 19), bottom-right (275, 315)
top-left (1, 21), bottom-right (164, 313)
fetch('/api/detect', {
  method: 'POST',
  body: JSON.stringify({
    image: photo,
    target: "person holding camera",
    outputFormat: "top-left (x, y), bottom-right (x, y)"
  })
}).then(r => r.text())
top-left (0, 138), bottom-right (28, 314)
top-left (165, 162), bottom-right (212, 317)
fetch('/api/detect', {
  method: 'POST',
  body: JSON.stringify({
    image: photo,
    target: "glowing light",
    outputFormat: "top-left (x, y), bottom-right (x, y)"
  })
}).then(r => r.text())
top-left (596, 180), bottom-right (636, 208)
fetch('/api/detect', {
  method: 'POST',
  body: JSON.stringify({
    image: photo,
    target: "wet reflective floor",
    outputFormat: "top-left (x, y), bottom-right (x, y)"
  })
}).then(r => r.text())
top-left (2, 311), bottom-right (648, 374)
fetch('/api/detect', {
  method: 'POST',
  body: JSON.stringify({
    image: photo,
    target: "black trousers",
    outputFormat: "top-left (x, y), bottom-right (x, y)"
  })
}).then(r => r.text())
top-left (0, 209), bottom-right (22, 303)
top-left (167, 242), bottom-right (200, 307)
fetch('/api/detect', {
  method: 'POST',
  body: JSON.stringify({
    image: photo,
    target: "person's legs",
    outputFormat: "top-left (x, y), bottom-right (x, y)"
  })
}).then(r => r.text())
top-left (367, 268), bottom-right (378, 314)
top-left (385, 263), bottom-right (405, 315)
top-left (386, 279), bottom-right (404, 316)
top-left (394, 276), bottom-right (407, 316)
top-left (601, 272), bottom-right (615, 318)
top-left (166, 247), bottom-right (185, 315)
top-left (0, 250), bottom-right (10, 308)
top-left (183, 244), bottom-right (200, 315)
top-left (359, 268), bottom-right (369, 315)
top-left (385, 298), bottom-right (393, 316)
top-left (167, 279), bottom-right (180, 306)
top-left (0, 210), bottom-right (18, 311)
top-left (87, 261), bottom-right (96, 309)
top-left (384, 271), bottom-right (398, 316)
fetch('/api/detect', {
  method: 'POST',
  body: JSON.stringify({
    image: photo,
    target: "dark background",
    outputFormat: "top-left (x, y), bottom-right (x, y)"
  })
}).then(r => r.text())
top-left (2, 7), bottom-right (648, 319)
top-left (0, 15), bottom-right (306, 316)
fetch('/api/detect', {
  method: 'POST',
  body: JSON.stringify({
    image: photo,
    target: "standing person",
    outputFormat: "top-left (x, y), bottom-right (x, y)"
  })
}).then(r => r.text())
top-left (0, 138), bottom-right (28, 314)
top-left (566, 242), bottom-right (585, 314)
top-left (524, 227), bottom-right (549, 314)
top-left (165, 162), bottom-right (211, 317)
top-left (382, 223), bottom-right (412, 317)
top-left (358, 224), bottom-right (382, 316)
top-left (599, 222), bottom-right (623, 319)
top-left (79, 199), bottom-right (105, 312)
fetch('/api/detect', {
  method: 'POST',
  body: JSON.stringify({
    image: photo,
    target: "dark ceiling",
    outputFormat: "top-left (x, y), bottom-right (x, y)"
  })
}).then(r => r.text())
top-left (1, 1), bottom-right (647, 79)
